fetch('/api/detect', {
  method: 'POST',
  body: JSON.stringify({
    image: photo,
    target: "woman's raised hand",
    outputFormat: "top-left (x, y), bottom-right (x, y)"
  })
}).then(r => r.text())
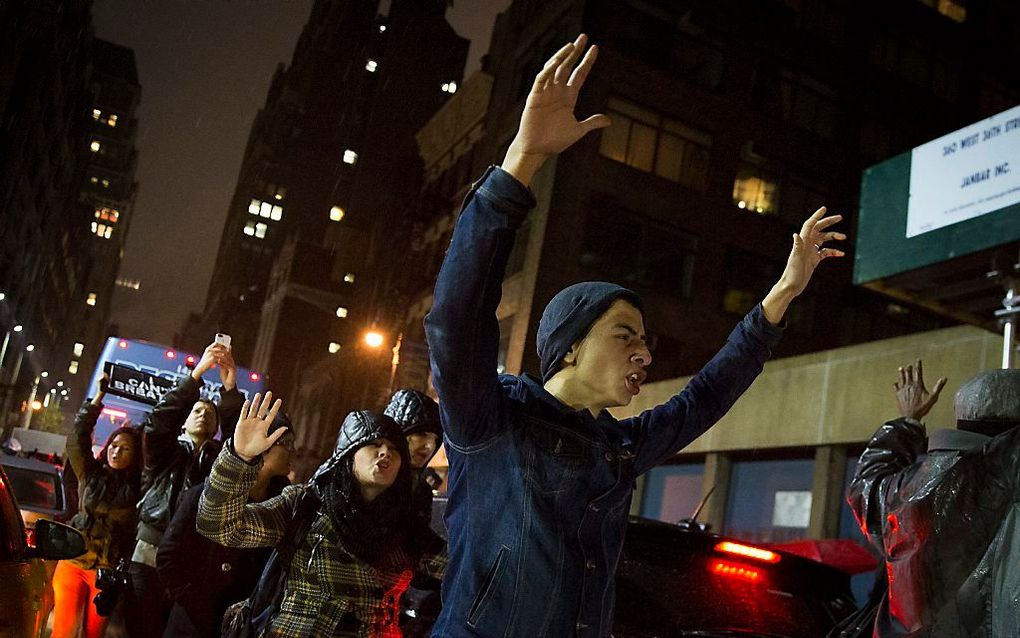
top-left (233, 391), bottom-right (285, 462)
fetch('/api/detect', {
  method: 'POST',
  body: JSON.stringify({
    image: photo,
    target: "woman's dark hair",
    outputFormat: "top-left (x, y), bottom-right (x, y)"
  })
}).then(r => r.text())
top-left (97, 426), bottom-right (143, 480)
top-left (320, 437), bottom-right (432, 563)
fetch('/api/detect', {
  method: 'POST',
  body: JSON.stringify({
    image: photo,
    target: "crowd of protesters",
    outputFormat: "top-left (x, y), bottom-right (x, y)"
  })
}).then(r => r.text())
top-left (40, 34), bottom-right (1018, 638)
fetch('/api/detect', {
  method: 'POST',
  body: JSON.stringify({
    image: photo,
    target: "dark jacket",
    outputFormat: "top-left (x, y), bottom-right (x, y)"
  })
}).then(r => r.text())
top-left (424, 166), bottom-right (783, 637)
top-left (64, 402), bottom-right (140, 570)
top-left (848, 418), bottom-right (1020, 637)
top-left (136, 375), bottom-right (242, 547)
top-left (157, 479), bottom-right (288, 637)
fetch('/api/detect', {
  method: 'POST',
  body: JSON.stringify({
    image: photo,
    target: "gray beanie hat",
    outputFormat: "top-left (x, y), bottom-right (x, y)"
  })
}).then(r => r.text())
top-left (955, 369), bottom-right (1020, 436)
top-left (536, 281), bottom-right (643, 383)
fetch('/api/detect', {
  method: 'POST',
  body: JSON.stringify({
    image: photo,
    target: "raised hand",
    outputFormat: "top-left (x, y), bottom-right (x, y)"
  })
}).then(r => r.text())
top-left (91, 373), bottom-right (109, 407)
top-left (233, 391), bottom-right (286, 462)
top-left (501, 34), bottom-right (611, 186)
top-left (217, 348), bottom-right (237, 391)
top-left (781, 206), bottom-right (846, 297)
top-left (895, 360), bottom-right (947, 421)
top-left (762, 206), bottom-right (846, 324)
top-left (192, 342), bottom-right (228, 380)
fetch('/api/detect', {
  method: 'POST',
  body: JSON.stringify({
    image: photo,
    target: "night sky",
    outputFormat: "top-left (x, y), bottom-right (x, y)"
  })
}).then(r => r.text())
top-left (92, 0), bottom-right (509, 346)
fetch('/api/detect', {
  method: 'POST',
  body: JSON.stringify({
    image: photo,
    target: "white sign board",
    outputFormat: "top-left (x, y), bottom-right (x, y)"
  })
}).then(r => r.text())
top-left (772, 490), bottom-right (812, 528)
top-left (907, 104), bottom-right (1020, 238)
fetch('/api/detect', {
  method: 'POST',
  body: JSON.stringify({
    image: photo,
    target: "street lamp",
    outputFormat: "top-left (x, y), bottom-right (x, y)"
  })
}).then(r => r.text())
top-left (363, 331), bottom-right (384, 349)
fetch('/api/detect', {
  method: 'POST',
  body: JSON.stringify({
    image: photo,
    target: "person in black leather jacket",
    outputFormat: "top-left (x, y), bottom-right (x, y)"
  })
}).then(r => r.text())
top-left (123, 341), bottom-right (243, 637)
top-left (849, 361), bottom-right (1020, 637)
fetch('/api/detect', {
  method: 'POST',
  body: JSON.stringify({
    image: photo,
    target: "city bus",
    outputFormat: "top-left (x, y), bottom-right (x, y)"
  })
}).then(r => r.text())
top-left (85, 337), bottom-right (265, 447)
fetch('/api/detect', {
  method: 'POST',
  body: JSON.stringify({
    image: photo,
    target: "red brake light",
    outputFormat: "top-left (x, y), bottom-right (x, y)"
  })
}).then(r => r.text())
top-left (710, 559), bottom-right (763, 582)
top-left (714, 541), bottom-right (781, 564)
top-left (249, 372), bottom-right (260, 382)
top-left (118, 340), bottom-right (128, 349)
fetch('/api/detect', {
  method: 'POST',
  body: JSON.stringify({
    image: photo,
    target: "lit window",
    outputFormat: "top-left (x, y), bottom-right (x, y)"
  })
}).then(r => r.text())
top-left (379, 24), bottom-right (386, 32)
top-left (90, 176), bottom-right (98, 184)
top-left (90, 140), bottom-right (101, 152)
top-left (243, 222), bottom-right (256, 236)
top-left (344, 272), bottom-right (355, 283)
top-left (328, 342), bottom-right (342, 354)
top-left (92, 108), bottom-right (101, 120)
top-left (249, 199), bottom-right (261, 215)
top-left (270, 205), bottom-right (282, 221)
top-left (259, 201), bottom-right (272, 218)
top-left (101, 178), bottom-right (110, 188)
top-left (273, 186), bottom-right (286, 200)
top-left (69, 361), bottom-right (80, 375)
top-left (108, 114), bottom-right (118, 127)
top-left (73, 342), bottom-right (84, 357)
top-left (86, 293), bottom-right (97, 306)
top-left (598, 97), bottom-right (712, 191)
top-left (366, 59), bottom-right (378, 72)
top-left (104, 226), bottom-right (112, 239)
top-left (343, 150), bottom-right (358, 165)
top-left (255, 222), bottom-right (267, 239)
top-left (732, 163), bottom-right (779, 216)
top-left (335, 306), bottom-right (349, 318)
top-left (442, 81), bottom-right (458, 94)
top-left (110, 210), bottom-right (119, 222)
top-left (330, 206), bottom-right (345, 222)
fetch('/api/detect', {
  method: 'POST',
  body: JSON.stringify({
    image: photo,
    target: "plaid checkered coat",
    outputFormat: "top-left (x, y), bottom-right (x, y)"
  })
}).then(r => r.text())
top-left (197, 445), bottom-right (446, 637)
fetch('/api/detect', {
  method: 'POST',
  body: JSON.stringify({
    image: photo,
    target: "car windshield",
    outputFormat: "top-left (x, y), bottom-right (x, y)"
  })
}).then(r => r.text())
top-left (3, 465), bottom-right (60, 510)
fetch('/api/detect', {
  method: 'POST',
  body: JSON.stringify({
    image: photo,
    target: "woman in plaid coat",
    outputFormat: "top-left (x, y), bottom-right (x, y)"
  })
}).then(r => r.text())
top-left (197, 392), bottom-right (446, 637)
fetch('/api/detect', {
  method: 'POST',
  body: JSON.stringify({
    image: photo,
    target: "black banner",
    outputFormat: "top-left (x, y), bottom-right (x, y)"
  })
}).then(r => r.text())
top-left (104, 362), bottom-right (175, 406)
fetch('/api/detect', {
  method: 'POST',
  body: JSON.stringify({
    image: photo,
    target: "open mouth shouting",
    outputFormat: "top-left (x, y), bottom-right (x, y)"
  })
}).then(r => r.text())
top-left (625, 370), bottom-right (647, 396)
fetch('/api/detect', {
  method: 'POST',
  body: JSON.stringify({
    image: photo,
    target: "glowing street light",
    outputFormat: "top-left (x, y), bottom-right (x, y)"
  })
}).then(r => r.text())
top-left (364, 331), bottom-right (384, 348)
top-left (30, 400), bottom-right (42, 411)
top-left (328, 342), bottom-right (342, 354)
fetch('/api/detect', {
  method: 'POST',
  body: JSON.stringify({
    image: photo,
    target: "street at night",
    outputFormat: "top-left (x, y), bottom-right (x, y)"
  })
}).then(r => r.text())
top-left (2, 1), bottom-right (1019, 637)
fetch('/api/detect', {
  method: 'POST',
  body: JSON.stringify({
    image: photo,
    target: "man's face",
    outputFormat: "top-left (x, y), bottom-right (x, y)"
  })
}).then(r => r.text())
top-left (183, 400), bottom-right (217, 438)
top-left (261, 434), bottom-right (293, 478)
top-left (406, 432), bottom-right (438, 468)
top-left (568, 300), bottom-right (651, 410)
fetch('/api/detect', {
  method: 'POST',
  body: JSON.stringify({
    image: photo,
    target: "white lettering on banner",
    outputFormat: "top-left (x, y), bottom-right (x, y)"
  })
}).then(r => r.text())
top-left (907, 103), bottom-right (1020, 238)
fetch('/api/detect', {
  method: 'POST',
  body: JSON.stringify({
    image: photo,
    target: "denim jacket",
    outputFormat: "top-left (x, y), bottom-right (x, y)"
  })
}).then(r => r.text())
top-left (425, 166), bottom-right (783, 637)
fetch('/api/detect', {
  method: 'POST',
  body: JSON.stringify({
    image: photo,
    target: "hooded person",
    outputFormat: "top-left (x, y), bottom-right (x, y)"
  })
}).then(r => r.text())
top-left (197, 395), bottom-right (446, 637)
top-left (849, 362), bottom-right (1020, 637)
top-left (384, 389), bottom-right (444, 506)
top-left (423, 35), bottom-right (842, 638)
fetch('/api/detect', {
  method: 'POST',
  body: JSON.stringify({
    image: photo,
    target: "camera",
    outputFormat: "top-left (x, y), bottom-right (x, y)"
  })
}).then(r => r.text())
top-left (93, 559), bottom-right (130, 616)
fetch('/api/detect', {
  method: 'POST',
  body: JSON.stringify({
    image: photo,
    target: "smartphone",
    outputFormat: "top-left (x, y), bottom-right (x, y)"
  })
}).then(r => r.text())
top-left (214, 333), bottom-right (232, 349)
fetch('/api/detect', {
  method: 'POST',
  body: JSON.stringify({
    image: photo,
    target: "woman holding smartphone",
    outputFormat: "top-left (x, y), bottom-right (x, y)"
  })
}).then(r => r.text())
top-left (52, 375), bottom-right (142, 638)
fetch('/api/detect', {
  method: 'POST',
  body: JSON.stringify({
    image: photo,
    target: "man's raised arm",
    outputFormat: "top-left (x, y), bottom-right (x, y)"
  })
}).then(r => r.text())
top-left (425, 35), bottom-right (609, 448)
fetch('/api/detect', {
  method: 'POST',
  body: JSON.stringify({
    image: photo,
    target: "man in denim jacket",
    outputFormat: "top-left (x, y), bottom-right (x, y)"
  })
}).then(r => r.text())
top-left (424, 35), bottom-right (845, 638)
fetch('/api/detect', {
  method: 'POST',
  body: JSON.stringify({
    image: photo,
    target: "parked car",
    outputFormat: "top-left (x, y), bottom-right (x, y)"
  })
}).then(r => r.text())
top-left (0, 463), bottom-right (86, 638)
top-left (0, 452), bottom-right (73, 540)
top-left (403, 498), bottom-right (857, 638)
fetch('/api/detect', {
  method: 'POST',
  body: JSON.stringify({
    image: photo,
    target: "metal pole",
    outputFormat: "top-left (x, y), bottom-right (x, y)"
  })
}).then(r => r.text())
top-left (0, 329), bottom-right (10, 372)
top-left (998, 284), bottom-right (1018, 369)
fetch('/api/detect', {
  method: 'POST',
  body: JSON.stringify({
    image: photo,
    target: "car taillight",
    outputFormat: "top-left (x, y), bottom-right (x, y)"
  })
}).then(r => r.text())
top-left (714, 541), bottom-right (781, 564)
top-left (709, 559), bottom-right (763, 582)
